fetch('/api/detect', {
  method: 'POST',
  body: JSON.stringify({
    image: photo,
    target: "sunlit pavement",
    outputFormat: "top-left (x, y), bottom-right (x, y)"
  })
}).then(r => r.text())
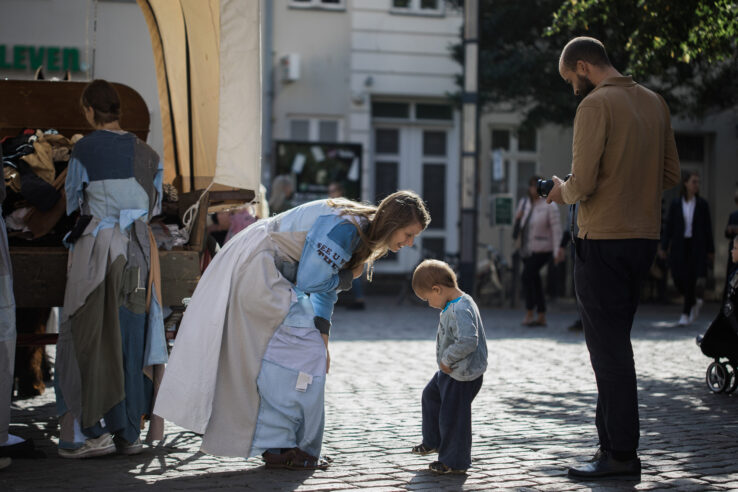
top-left (3, 297), bottom-right (737, 491)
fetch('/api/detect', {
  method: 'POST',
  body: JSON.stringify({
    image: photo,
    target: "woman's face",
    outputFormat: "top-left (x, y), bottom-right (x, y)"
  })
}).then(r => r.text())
top-left (685, 174), bottom-right (700, 197)
top-left (387, 221), bottom-right (424, 253)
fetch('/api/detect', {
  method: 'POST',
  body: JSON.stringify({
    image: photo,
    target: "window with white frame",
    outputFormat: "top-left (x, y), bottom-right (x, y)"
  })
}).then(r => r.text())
top-left (391, 0), bottom-right (444, 15)
top-left (489, 126), bottom-right (540, 212)
top-left (289, 117), bottom-right (341, 142)
top-left (289, 0), bottom-right (345, 10)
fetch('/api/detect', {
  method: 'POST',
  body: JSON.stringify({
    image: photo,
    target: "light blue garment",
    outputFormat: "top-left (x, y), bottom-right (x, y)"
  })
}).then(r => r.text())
top-left (65, 156), bottom-right (163, 238)
top-left (437, 294), bottom-right (488, 381)
top-left (250, 359), bottom-right (325, 459)
top-left (0, 212), bottom-right (15, 343)
top-left (272, 201), bottom-right (361, 321)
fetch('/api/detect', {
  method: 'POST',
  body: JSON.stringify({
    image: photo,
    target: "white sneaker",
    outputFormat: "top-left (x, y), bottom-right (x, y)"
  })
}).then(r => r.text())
top-left (58, 433), bottom-right (116, 459)
top-left (0, 457), bottom-right (10, 470)
top-left (678, 314), bottom-right (690, 326)
top-left (689, 299), bottom-right (704, 323)
top-left (114, 436), bottom-right (143, 455)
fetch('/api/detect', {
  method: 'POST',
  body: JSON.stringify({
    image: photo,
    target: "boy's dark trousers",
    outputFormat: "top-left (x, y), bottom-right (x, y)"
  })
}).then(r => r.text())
top-left (422, 371), bottom-right (483, 470)
top-left (574, 238), bottom-right (657, 459)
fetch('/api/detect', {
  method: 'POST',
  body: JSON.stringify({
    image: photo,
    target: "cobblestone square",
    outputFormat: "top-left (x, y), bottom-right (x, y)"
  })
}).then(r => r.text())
top-left (2, 297), bottom-right (737, 491)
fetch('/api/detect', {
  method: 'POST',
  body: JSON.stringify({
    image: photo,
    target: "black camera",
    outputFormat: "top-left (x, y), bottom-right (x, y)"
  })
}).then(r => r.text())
top-left (537, 174), bottom-right (571, 198)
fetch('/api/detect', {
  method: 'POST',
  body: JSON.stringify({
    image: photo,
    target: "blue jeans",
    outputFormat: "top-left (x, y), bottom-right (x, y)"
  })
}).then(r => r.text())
top-left (421, 371), bottom-right (483, 470)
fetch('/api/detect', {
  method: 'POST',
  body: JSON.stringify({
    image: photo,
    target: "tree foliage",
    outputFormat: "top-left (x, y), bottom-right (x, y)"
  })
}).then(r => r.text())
top-left (459, 0), bottom-right (738, 128)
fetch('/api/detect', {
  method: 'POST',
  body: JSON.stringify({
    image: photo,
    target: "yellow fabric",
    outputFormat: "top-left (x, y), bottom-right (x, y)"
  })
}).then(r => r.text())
top-left (181, 0), bottom-right (220, 190)
top-left (136, 0), bottom-right (178, 186)
top-left (137, 0), bottom-right (259, 194)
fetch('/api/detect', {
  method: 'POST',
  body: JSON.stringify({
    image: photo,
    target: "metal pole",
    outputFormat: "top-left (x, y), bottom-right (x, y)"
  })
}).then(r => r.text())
top-left (458, 0), bottom-right (480, 294)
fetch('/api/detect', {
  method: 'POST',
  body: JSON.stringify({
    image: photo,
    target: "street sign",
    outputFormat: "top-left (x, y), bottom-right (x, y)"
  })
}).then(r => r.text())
top-left (492, 194), bottom-right (513, 226)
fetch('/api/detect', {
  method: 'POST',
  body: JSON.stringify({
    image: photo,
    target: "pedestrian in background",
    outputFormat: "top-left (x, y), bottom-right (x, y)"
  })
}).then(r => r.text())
top-left (659, 171), bottom-right (714, 326)
top-left (410, 259), bottom-right (487, 474)
top-left (547, 36), bottom-right (680, 479)
top-left (724, 189), bottom-right (738, 289)
top-left (269, 174), bottom-right (295, 215)
top-left (514, 176), bottom-right (561, 327)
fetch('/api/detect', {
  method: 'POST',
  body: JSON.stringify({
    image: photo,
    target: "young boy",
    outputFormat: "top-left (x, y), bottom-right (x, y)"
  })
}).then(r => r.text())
top-left (410, 259), bottom-right (488, 474)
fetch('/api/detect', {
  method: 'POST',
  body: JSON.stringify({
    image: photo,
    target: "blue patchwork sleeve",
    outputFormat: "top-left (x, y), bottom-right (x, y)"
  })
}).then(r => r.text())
top-left (152, 159), bottom-right (164, 216)
top-left (65, 157), bottom-right (89, 215)
top-left (296, 214), bottom-right (360, 320)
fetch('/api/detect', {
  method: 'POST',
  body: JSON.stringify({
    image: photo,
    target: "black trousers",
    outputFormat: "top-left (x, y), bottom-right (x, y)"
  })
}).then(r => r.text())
top-left (522, 252), bottom-right (552, 312)
top-left (422, 372), bottom-right (483, 470)
top-left (673, 238), bottom-right (697, 315)
top-left (574, 238), bottom-right (657, 456)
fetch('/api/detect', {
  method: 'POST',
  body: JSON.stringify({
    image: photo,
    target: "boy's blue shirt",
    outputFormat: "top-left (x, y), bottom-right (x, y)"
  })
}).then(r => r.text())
top-left (436, 293), bottom-right (488, 381)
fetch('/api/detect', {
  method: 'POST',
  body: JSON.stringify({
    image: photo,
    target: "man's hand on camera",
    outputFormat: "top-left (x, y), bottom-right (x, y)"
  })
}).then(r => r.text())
top-left (546, 175), bottom-right (565, 204)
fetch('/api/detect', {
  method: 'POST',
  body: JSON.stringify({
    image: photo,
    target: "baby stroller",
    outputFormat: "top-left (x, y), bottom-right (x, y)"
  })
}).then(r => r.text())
top-left (696, 271), bottom-right (738, 393)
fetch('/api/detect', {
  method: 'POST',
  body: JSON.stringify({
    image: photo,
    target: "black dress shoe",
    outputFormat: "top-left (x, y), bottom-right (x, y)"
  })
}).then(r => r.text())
top-left (588, 447), bottom-right (605, 462)
top-left (568, 454), bottom-right (641, 479)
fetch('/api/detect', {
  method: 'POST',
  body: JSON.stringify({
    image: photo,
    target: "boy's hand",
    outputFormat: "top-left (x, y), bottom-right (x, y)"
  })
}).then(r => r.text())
top-left (439, 361), bottom-right (452, 374)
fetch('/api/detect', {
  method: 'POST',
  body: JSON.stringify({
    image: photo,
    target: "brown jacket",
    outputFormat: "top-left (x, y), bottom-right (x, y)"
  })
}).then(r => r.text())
top-left (560, 76), bottom-right (681, 239)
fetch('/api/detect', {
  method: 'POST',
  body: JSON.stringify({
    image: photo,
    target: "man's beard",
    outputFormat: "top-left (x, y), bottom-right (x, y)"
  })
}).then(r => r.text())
top-left (576, 74), bottom-right (596, 100)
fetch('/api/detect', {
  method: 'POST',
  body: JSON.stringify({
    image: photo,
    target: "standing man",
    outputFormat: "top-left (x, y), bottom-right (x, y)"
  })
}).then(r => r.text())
top-left (546, 37), bottom-right (680, 479)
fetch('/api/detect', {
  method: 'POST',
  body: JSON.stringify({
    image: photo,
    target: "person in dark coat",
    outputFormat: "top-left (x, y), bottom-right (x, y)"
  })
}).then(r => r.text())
top-left (659, 170), bottom-right (714, 325)
top-left (724, 189), bottom-right (738, 288)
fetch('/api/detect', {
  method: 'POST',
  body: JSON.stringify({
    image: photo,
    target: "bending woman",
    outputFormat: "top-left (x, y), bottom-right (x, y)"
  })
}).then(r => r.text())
top-left (155, 191), bottom-right (430, 468)
top-left (56, 80), bottom-right (166, 458)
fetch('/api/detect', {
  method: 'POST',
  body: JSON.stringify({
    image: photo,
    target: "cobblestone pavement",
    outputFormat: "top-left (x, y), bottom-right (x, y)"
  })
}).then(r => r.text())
top-left (2, 297), bottom-right (738, 491)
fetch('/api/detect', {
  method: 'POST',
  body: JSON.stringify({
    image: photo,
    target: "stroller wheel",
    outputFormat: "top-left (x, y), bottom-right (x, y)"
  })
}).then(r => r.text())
top-left (706, 361), bottom-right (729, 393)
top-left (725, 363), bottom-right (738, 394)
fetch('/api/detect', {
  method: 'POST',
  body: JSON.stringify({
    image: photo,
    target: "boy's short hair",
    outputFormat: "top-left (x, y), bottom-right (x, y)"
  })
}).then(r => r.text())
top-left (412, 259), bottom-right (458, 293)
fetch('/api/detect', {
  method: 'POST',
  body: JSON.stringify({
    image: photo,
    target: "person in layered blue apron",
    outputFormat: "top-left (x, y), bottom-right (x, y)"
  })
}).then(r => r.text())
top-left (55, 80), bottom-right (167, 458)
top-left (155, 191), bottom-right (430, 469)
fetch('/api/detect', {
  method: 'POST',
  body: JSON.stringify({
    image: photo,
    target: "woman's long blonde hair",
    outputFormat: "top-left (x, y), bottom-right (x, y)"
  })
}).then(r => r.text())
top-left (328, 190), bottom-right (431, 279)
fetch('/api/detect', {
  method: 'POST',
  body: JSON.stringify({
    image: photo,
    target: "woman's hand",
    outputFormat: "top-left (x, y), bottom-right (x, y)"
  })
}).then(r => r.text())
top-left (439, 361), bottom-right (452, 374)
top-left (352, 263), bottom-right (365, 279)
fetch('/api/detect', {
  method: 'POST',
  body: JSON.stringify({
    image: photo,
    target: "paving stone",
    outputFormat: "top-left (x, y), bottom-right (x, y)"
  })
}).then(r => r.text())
top-left (2, 299), bottom-right (737, 491)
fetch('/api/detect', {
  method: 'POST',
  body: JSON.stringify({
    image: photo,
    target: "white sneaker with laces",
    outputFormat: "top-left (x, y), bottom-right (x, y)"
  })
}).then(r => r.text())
top-left (58, 433), bottom-right (115, 459)
top-left (678, 314), bottom-right (690, 326)
top-left (689, 299), bottom-right (704, 323)
top-left (114, 436), bottom-right (143, 455)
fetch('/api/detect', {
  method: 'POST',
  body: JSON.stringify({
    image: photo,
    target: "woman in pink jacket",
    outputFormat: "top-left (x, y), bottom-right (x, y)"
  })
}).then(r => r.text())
top-left (515, 176), bottom-right (562, 326)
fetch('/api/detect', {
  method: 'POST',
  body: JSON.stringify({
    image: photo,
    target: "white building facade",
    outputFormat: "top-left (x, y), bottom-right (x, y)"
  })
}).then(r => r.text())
top-left (268, 0), bottom-right (463, 274)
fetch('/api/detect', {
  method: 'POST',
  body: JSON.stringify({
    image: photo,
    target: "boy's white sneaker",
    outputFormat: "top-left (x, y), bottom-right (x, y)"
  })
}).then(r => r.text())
top-left (58, 433), bottom-right (115, 459)
top-left (677, 314), bottom-right (690, 326)
top-left (689, 299), bottom-right (704, 323)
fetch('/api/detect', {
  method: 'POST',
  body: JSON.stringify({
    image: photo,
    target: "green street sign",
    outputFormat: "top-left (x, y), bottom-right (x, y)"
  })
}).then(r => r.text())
top-left (493, 195), bottom-right (513, 226)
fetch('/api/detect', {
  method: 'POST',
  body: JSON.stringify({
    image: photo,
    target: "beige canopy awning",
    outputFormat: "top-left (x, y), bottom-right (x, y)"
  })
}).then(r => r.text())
top-left (137, 0), bottom-right (261, 193)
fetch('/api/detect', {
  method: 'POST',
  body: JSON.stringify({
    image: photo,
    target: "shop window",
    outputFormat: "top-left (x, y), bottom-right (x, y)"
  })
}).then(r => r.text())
top-left (492, 129), bottom-right (510, 151)
top-left (675, 134), bottom-right (705, 162)
top-left (290, 120), bottom-right (310, 141)
top-left (372, 102), bottom-right (410, 119)
top-left (423, 130), bottom-right (446, 157)
top-left (416, 103), bottom-right (453, 121)
top-left (290, 0), bottom-right (345, 10)
top-left (518, 127), bottom-right (537, 152)
top-left (375, 128), bottom-right (399, 154)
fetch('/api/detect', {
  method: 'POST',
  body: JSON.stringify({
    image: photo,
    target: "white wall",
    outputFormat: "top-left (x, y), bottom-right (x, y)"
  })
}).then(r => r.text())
top-left (0, 0), bottom-right (162, 156)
